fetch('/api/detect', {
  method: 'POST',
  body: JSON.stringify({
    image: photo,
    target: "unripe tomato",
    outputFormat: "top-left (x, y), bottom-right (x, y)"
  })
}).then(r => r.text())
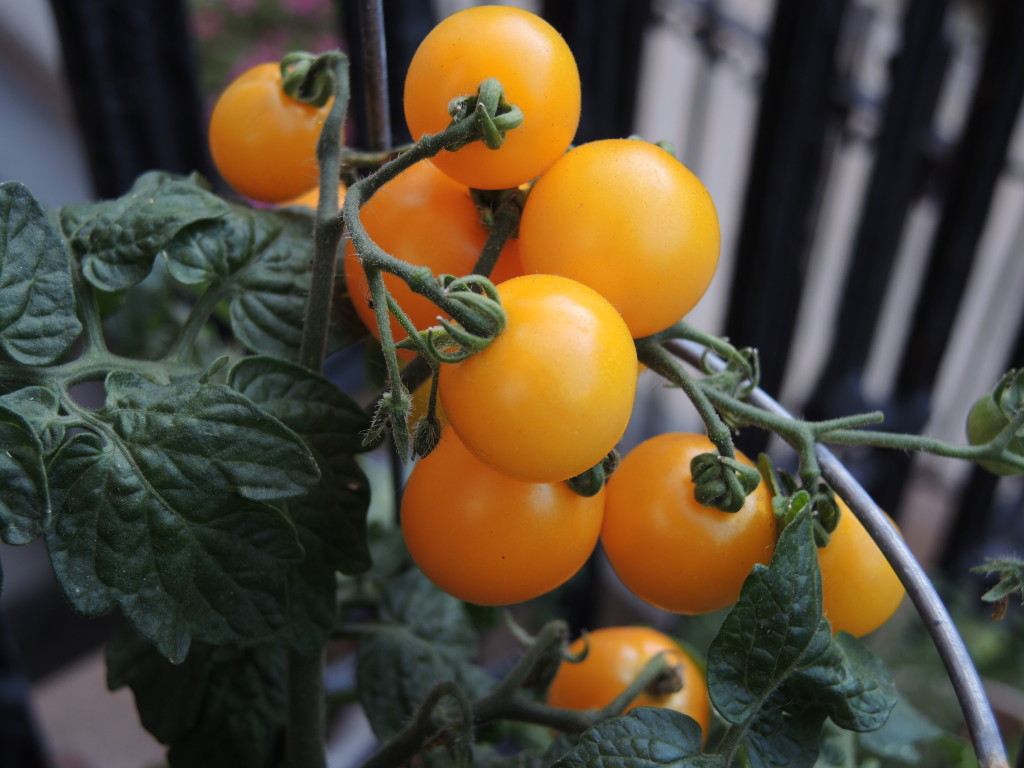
top-left (518, 139), bottom-right (720, 338)
top-left (819, 500), bottom-right (905, 637)
top-left (547, 626), bottom-right (710, 740)
top-left (342, 161), bottom-right (522, 345)
top-left (439, 274), bottom-right (637, 483)
top-left (966, 394), bottom-right (1024, 476)
top-left (208, 62), bottom-right (332, 202)
top-left (403, 5), bottom-right (581, 190)
top-left (400, 429), bottom-right (604, 606)
top-left (601, 433), bottom-right (776, 614)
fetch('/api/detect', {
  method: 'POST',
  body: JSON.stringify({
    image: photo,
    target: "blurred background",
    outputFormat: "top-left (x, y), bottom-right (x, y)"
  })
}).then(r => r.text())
top-left (1, 0), bottom-right (1022, 766)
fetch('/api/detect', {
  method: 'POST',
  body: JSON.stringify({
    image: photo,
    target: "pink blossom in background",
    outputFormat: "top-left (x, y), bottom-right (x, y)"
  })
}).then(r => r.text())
top-left (310, 32), bottom-right (342, 54)
top-left (283, 0), bottom-right (331, 19)
top-left (192, 9), bottom-right (225, 40)
top-left (223, 0), bottom-right (258, 15)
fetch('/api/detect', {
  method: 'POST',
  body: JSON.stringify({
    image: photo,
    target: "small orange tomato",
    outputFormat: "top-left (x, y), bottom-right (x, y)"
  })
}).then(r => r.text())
top-left (403, 5), bottom-right (581, 190)
top-left (208, 62), bottom-right (332, 203)
top-left (439, 274), bottom-right (637, 483)
top-left (400, 429), bottom-right (604, 606)
top-left (601, 433), bottom-right (776, 614)
top-left (547, 626), bottom-right (711, 740)
top-left (280, 182), bottom-right (347, 210)
top-left (819, 500), bottom-right (905, 636)
top-left (519, 139), bottom-right (720, 338)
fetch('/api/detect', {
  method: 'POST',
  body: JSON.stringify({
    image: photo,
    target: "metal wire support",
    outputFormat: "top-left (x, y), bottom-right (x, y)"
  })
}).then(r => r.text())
top-left (668, 339), bottom-right (1010, 768)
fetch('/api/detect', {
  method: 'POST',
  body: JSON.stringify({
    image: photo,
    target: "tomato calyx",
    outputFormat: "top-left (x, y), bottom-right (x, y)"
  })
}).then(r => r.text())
top-left (445, 78), bottom-right (524, 151)
top-left (690, 452), bottom-right (762, 512)
top-left (566, 450), bottom-right (621, 498)
top-left (395, 274), bottom-right (507, 364)
top-left (645, 658), bottom-right (685, 698)
top-left (279, 51), bottom-right (343, 108)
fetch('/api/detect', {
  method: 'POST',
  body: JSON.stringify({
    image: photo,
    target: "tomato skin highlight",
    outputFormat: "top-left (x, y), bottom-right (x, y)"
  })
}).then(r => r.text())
top-left (208, 62), bottom-right (332, 203)
top-left (819, 500), bottom-right (905, 637)
top-left (342, 161), bottom-right (521, 345)
top-left (439, 274), bottom-right (638, 483)
top-left (601, 433), bottom-right (776, 615)
top-left (519, 139), bottom-right (720, 338)
top-left (400, 429), bottom-right (604, 606)
top-left (403, 5), bottom-right (581, 190)
top-left (547, 626), bottom-right (711, 740)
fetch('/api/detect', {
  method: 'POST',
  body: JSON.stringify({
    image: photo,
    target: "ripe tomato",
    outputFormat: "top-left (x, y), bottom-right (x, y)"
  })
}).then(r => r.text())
top-left (400, 429), bottom-right (604, 606)
top-left (518, 139), bottom-right (720, 338)
top-left (819, 499), bottom-right (905, 637)
top-left (438, 274), bottom-right (637, 483)
top-left (208, 62), bottom-right (332, 203)
top-left (966, 394), bottom-right (1024, 476)
top-left (280, 182), bottom-right (347, 210)
top-left (601, 433), bottom-right (776, 614)
top-left (342, 161), bottom-right (522, 345)
top-left (403, 5), bottom-right (581, 190)
top-left (547, 626), bottom-right (710, 740)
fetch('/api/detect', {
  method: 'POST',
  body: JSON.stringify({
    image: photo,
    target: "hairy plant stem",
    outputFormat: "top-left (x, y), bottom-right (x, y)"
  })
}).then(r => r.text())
top-left (289, 51), bottom-right (351, 768)
top-left (69, 254), bottom-right (106, 355)
top-left (163, 277), bottom-right (232, 366)
top-left (356, 619), bottom-right (678, 768)
top-left (298, 53), bottom-right (351, 373)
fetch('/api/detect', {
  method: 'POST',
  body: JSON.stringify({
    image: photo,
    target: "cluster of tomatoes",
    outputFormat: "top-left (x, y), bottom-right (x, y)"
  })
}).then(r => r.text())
top-left (206, 4), bottom-right (906, 733)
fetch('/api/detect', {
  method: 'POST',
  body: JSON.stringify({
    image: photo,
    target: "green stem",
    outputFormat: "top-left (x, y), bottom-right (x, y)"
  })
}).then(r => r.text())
top-left (69, 254), bottom-right (107, 355)
top-left (298, 53), bottom-right (351, 373)
top-left (287, 52), bottom-right (350, 768)
top-left (163, 278), bottom-right (232, 366)
top-left (636, 339), bottom-right (736, 458)
top-left (359, 681), bottom-right (471, 768)
top-left (286, 649), bottom-right (327, 768)
top-left (341, 117), bottom-right (494, 338)
top-left (472, 194), bottom-right (520, 278)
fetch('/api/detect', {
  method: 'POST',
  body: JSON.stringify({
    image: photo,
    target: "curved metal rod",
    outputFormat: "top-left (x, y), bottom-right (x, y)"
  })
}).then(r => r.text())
top-left (667, 340), bottom-right (1009, 768)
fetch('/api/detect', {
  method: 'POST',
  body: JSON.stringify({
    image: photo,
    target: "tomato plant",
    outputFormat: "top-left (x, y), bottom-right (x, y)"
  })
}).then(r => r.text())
top-left (208, 61), bottom-right (332, 202)
top-left (400, 429), bottom-right (604, 606)
top-left (0, 3), bottom-right (1015, 765)
top-left (518, 139), bottom-right (720, 338)
top-left (819, 499), bottom-right (906, 637)
top-left (547, 626), bottom-right (711, 740)
top-left (341, 160), bottom-right (521, 345)
top-left (403, 5), bottom-right (581, 190)
top-left (601, 433), bottom-right (777, 614)
top-left (438, 273), bottom-right (638, 483)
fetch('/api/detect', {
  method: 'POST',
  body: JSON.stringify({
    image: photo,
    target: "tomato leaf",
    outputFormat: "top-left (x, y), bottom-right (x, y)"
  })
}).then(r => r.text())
top-left (707, 510), bottom-right (896, 767)
top-left (229, 356), bottom-right (372, 654)
top-left (0, 403), bottom-right (48, 545)
top-left (0, 386), bottom-right (65, 454)
top-left (106, 621), bottom-right (287, 768)
top-left (227, 355), bottom-right (370, 457)
top-left (58, 171), bottom-right (230, 292)
top-left (551, 708), bottom-right (720, 767)
top-left (357, 569), bottom-right (493, 740)
top-left (0, 181), bottom-right (82, 365)
top-left (164, 207), bottom-right (315, 360)
top-left (44, 372), bottom-right (316, 662)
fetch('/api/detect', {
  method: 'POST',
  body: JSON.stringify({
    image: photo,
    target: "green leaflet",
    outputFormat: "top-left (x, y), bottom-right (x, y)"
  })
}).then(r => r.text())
top-left (58, 171), bottom-right (229, 292)
top-left (45, 371), bottom-right (318, 662)
top-left (0, 181), bottom-right (82, 364)
top-left (357, 569), bottom-right (493, 740)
